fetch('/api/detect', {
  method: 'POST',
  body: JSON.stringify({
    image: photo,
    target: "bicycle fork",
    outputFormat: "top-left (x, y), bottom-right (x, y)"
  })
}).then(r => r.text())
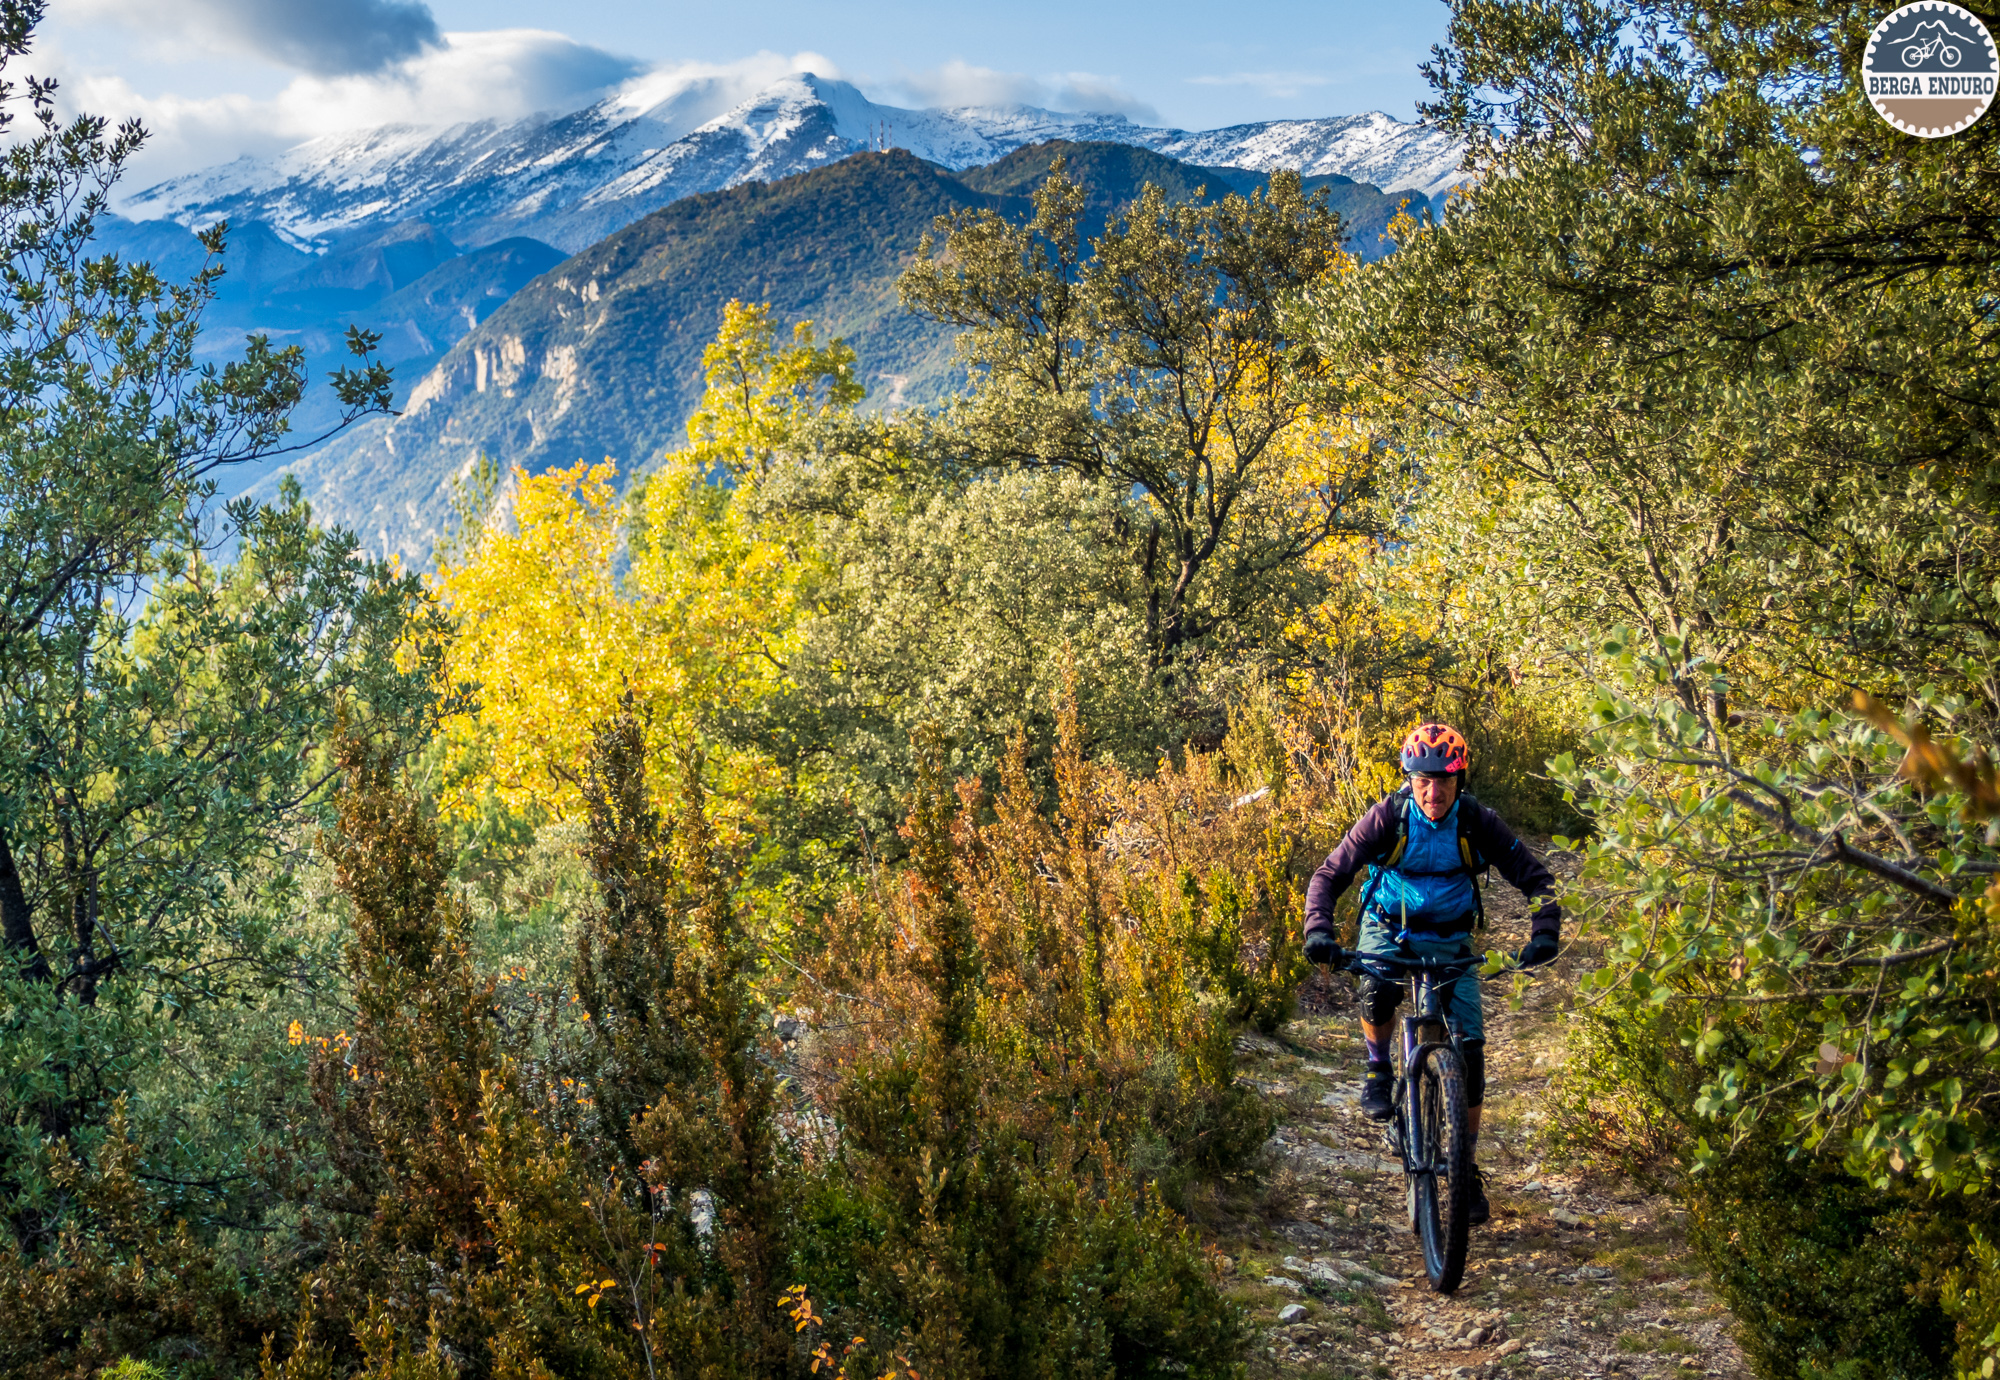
top-left (1392, 977), bottom-right (1453, 1228)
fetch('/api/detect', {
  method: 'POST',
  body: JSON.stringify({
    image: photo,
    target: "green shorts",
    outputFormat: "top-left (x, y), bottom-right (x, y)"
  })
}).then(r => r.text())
top-left (1354, 911), bottom-right (1484, 1042)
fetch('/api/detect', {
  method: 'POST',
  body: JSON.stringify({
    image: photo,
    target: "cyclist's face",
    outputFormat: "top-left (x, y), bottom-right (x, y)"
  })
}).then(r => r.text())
top-left (1412, 771), bottom-right (1458, 821)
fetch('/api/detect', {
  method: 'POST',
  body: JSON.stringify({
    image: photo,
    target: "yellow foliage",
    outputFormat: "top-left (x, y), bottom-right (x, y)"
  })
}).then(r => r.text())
top-left (432, 458), bottom-right (794, 837)
top-left (432, 301), bottom-right (859, 837)
top-left (686, 299), bottom-right (863, 482)
top-left (435, 461), bottom-right (665, 821)
top-left (627, 451), bottom-right (808, 722)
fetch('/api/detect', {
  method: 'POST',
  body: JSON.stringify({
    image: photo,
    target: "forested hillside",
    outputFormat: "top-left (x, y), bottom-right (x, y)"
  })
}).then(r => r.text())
top-left (5, 3), bottom-right (1996, 1380)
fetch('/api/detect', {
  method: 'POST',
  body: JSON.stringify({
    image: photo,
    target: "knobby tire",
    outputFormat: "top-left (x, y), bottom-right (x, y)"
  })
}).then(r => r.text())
top-left (1412, 1043), bottom-right (1471, 1294)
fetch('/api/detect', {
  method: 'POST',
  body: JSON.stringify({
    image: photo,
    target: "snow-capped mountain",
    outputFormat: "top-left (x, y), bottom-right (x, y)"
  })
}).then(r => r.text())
top-left (124, 73), bottom-right (1466, 254)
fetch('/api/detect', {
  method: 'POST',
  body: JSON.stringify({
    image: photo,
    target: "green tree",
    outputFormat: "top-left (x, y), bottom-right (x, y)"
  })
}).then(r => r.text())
top-left (747, 155), bottom-right (1383, 841)
top-left (0, 9), bottom-right (403, 991)
top-left (0, 483), bottom-right (449, 1240)
top-left (294, 732), bottom-right (499, 1347)
top-left (0, 0), bottom-right (426, 1252)
top-left (571, 711), bottom-right (791, 1376)
top-left (750, 446), bottom-right (1162, 842)
top-left (901, 161), bottom-right (1377, 690)
top-left (1308, 1), bottom-right (1999, 706)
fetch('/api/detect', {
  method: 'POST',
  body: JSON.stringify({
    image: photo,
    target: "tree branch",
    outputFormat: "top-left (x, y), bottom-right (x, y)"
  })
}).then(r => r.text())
top-left (1721, 786), bottom-right (1960, 909)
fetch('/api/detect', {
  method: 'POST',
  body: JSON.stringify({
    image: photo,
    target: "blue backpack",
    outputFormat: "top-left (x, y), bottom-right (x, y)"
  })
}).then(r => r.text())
top-left (1355, 785), bottom-right (1490, 931)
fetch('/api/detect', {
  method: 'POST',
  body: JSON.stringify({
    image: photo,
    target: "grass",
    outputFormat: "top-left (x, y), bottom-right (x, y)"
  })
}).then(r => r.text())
top-left (1617, 1330), bottom-right (1697, 1355)
top-left (1251, 1363), bottom-right (1375, 1380)
top-left (1351, 1292), bottom-right (1396, 1332)
top-left (1597, 1238), bottom-right (1697, 1284)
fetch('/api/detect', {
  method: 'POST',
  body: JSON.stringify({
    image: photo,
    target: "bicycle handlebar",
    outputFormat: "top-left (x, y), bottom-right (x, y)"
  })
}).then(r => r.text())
top-left (1314, 946), bottom-right (1505, 981)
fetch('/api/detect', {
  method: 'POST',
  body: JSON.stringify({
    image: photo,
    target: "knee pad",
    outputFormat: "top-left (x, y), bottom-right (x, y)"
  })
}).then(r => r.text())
top-left (1359, 976), bottom-right (1405, 1027)
top-left (1459, 1038), bottom-right (1487, 1108)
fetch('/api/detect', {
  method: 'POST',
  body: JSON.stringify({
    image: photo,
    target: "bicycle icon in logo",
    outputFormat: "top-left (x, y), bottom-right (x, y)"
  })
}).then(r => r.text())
top-left (1904, 33), bottom-right (1966, 66)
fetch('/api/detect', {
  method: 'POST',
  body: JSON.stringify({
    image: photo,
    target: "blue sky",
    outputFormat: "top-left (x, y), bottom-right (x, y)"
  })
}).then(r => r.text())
top-left (423, 0), bottom-right (1453, 125)
top-left (42, 0), bottom-right (1450, 190)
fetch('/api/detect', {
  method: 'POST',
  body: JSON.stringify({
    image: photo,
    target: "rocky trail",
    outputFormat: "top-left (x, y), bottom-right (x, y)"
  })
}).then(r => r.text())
top-left (1207, 852), bottom-right (1754, 1380)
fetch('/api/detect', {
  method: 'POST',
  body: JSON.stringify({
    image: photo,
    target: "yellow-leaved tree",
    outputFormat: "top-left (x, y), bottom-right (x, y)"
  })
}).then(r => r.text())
top-left (434, 300), bottom-right (862, 837)
top-left (685, 299), bottom-right (865, 480)
top-left (1278, 359), bottom-right (1586, 830)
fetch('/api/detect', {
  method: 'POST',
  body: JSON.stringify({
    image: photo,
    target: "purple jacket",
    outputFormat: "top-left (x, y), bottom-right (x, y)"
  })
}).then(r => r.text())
top-left (1304, 791), bottom-right (1562, 940)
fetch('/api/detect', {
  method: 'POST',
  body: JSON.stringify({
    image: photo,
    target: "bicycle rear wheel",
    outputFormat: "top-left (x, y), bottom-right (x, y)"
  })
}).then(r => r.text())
top-left (1411, 1043), bottom-right (1472, 1293)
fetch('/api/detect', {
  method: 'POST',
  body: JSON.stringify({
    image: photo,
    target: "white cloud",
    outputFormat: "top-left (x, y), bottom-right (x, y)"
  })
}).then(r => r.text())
top-left (42, 17), bottom-right (1162, 203)
top-left (1187, 71), bottom-right (1335, 99)
top-left (68, 0), bottom-right (443, 76)
top-left (600, 49), bottom-right (843, 120)
top-left (891, 59), bottom-right (1044, 109)
top-left (49, 28), bottom-right (649, 194)
top-left (1049, 72), bottom-right (1159, 123)
top-left (882, 59), bottom-right (1158, 121)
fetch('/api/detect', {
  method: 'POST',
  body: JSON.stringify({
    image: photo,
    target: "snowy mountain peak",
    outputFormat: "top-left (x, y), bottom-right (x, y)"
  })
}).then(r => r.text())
top-left (123, 76), bottom-right (1467, 254)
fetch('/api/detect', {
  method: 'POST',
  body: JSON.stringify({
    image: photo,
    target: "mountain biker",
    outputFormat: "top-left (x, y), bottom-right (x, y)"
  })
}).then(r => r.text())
top-left (1301, 723), bottom-right (1562, 1226)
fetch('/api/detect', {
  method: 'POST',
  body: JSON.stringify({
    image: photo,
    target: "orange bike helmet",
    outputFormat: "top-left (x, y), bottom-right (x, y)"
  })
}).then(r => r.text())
top-left (1400, 722), bottom-right (1470, 775)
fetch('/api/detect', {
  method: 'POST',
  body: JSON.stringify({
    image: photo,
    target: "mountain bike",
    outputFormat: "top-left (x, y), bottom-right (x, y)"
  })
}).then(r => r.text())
top-left (1322, 947), bottom-right (1481, 1294)
top-left (1904, 34), bottom-right (1964, 67)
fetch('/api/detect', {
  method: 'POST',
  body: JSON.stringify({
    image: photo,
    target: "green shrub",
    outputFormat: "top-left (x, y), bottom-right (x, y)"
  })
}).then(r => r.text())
top-left (1456, 680), bottom-right (1589, 836)
top-left (1686, 1130), bottom-right (1957, 1380)
top-left (0, 1107), bottom-right (284, 1380)
top-left (1944, 1229), bottom-right (2000, 1380)
top-left (1547, 998), bottom-right (1974, 1380)
top-left (1542, 1004), bottom-right (1693, 1188)
top-left (99, 1363), bottom-right (170, 1380)
top-left (799, 728), bottom-right (1252, 1377)
top-left (1127, 1058), bottom-right (1275, 1212)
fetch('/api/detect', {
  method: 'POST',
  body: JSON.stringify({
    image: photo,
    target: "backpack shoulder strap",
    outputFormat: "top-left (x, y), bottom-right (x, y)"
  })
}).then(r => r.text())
top-left (1455, 790), bottom-right (1489, 929)
top-left (1374, 787), bottom-right (1412, 867)
top-left (1455, 790), bottom-right (1487, 874)
top-left (1356, 789), bottom-right (1410, 920)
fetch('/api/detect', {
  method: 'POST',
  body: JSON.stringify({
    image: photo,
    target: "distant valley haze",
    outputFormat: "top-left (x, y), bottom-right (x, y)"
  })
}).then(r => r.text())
top-left (42, 0), bottom-right (1460, 562)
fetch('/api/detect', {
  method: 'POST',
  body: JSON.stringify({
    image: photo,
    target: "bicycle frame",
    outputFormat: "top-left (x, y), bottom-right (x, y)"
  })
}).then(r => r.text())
top-left (1384, 957), bottom-right (1475, 1174)
top-left (1904, 36), bottom-right (1965, 68)
top-left (1324, 947), bottom-right (1489, 1293)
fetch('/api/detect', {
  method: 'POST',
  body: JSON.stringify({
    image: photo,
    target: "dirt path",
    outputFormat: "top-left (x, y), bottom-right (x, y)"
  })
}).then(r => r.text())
top-left (1207, 853), bottom-right (1754, 1380)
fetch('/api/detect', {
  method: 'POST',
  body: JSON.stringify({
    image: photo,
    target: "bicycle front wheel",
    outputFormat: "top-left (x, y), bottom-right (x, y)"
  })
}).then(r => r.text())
top-left (1411, 1043), bottom-right (1472, 1293)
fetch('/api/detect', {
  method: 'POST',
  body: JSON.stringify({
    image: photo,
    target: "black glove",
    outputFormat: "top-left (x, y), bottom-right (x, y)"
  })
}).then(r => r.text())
top-left (1516, 933), bottom-right (1559, 969)
top-left (1304, 931), bottom-right (1343, 967)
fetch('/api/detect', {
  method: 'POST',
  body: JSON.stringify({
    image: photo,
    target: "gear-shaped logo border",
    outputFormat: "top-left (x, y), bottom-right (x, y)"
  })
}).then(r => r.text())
top-left (1863, 2), bottom-right (1999, 137)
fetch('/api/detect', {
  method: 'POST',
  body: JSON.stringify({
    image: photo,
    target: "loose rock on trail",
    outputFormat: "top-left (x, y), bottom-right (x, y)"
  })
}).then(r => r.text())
top-left (1205, 848), bottom-right (1752, 1380)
